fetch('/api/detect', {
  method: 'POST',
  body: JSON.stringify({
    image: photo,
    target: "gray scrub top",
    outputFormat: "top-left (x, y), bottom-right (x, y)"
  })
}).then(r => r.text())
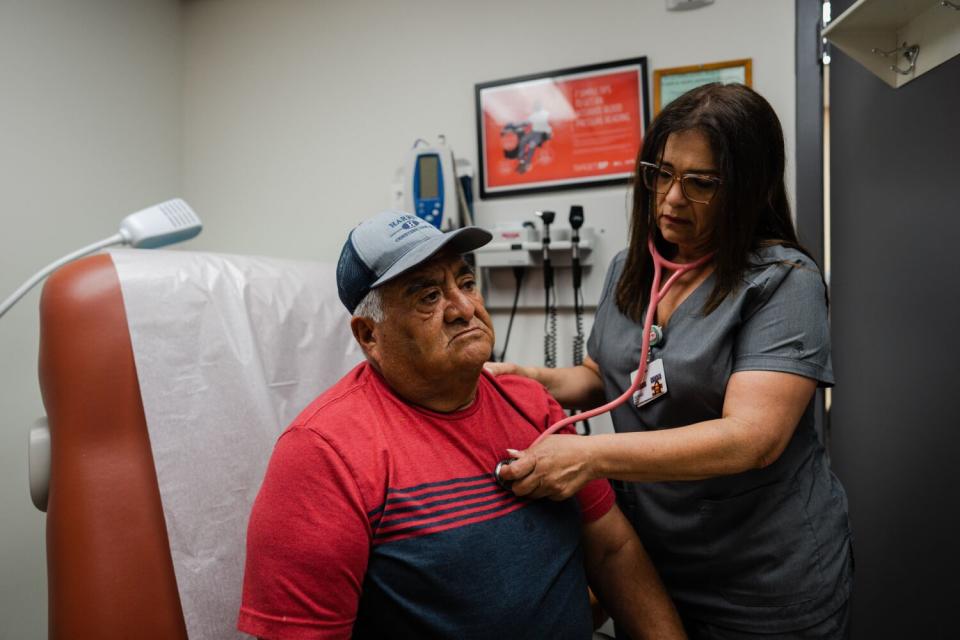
top-left (588, 245), bottom-right (853, 634)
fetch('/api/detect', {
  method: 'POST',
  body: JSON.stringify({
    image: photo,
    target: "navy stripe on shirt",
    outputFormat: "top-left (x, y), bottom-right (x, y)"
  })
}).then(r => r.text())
top-left (379, 492), bottom-right (515, 528)
top-left (373, 496), bottom-right (524, 542)
top-left (380, 485), bottom-right (503, 518)
top-left (385, 473), bottom-right (491, 495)
top-left (367, 474), bottom-right (525, 542)
top-left (367, 473), bottom-right (498, 518)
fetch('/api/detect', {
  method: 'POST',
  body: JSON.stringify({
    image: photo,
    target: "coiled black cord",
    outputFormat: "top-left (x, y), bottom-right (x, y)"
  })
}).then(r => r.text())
top-left (544, 285), bottom-right (557, 368)
top-left (538, 210), bottom-right (557, 369)
top-left (572, 287), bottom-right (585, 365)
top-left (496, 266), bottom-right (525, 362)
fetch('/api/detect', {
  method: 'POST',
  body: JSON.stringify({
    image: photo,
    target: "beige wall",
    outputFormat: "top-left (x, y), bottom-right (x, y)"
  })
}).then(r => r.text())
top-left (0, 1), bottom-right (182, 637)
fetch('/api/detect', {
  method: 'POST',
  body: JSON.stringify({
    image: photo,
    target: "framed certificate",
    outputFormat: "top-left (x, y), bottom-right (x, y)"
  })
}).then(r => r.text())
top-left (475, 57), bottom-right (649, 199)
top-left (653, 58), bottom-right (752, 115)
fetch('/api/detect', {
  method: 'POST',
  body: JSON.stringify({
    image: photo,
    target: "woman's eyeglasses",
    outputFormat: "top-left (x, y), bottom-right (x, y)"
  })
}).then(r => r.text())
top-left (639, 161), bottom-right (723, 204)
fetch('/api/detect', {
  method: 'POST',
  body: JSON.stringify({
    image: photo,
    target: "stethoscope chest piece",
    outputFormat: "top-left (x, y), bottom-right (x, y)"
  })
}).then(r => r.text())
top-left (494, 459), bottom-right (513, 490)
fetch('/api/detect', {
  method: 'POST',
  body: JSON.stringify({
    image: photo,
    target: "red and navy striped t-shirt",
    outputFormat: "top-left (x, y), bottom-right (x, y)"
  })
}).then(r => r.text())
top-left (239, 362), bottom-right (613, 639)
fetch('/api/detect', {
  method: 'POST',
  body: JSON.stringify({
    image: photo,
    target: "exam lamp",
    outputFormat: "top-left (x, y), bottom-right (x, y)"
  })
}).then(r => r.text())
top-left (0, 198), bottom-right (203, 319)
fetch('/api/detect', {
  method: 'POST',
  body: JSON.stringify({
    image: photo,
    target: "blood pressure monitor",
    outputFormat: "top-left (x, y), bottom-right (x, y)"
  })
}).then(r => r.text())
top-left (403, 140), bottom-right (459, 231)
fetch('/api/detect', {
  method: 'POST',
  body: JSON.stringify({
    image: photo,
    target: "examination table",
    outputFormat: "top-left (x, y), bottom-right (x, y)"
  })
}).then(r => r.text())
top-left (35, 250), bottom-right (362, 639)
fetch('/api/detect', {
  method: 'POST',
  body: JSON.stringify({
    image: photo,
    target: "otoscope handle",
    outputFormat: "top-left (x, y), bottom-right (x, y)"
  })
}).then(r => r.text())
top-left (570, 229), bottom-right (582, 288)
top-left (537, 210), bottom-right (554, 289)
top-left (569, 205), bottom-right (583, 282)
top-left (569, 205), bottom-right (584, 229)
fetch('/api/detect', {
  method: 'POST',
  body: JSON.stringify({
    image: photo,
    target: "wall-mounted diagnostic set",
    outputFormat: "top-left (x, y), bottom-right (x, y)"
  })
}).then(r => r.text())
top-left (477, 206), bottom-right (595, 382)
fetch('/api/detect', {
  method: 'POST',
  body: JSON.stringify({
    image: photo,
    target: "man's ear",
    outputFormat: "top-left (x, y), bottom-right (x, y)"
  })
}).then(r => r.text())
top-left (351, 315), bottom-right (380, 363)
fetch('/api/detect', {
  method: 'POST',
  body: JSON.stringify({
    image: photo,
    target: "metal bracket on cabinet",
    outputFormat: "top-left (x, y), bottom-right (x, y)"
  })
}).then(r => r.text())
top-left (871, 42), bottom-right (920, 75)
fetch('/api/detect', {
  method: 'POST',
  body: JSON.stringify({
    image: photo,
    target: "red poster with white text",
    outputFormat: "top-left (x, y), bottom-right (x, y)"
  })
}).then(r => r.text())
top-left (479, 65), bottom-right (646, 196)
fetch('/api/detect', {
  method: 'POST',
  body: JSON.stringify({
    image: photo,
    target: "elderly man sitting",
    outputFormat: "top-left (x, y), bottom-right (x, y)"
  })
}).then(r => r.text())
top-left (238, 211), bottom-right (684, 640)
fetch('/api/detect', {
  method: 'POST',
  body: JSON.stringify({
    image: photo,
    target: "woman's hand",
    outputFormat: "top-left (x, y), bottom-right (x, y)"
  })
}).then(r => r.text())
top-left (498, 435), bottom-right (595, 501)
top-left (486, 357), bottom-right (606, 410)
top-left (484, 361), bottom-right (527, 377)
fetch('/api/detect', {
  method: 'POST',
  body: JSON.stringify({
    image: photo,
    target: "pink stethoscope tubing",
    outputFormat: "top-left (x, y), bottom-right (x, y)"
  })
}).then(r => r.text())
top-left (493, 237), bottom-right (714, 483)
top-left (494, 237), bottom-right (714, 486)
top-left (532, 236), bottom-right (713, 446)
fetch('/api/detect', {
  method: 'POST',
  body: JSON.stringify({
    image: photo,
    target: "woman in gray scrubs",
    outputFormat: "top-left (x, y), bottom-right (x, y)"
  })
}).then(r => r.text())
top-left (491, 84), bottom-right (853, 638)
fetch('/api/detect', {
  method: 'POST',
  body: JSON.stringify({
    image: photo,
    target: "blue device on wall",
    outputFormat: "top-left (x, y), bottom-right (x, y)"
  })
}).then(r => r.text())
top-left (413, 153), bottom-right (444, 227)
top-left (403, 138), bottom-right (459, 231)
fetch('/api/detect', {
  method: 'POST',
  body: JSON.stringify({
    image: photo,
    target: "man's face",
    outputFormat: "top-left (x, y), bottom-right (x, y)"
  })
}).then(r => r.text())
top-left (371, 252), bottom-right (494, 389)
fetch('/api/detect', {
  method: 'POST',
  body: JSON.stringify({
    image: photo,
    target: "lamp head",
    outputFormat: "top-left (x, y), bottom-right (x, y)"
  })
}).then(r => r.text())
top-left (119, 199), bottom-right (202, 248)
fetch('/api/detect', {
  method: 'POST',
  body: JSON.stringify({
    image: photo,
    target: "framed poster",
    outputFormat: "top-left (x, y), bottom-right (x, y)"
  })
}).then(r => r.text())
top-left (475, 57), bottom-right (649, 199)
top-left (653, 58), bottom-right (752, 115)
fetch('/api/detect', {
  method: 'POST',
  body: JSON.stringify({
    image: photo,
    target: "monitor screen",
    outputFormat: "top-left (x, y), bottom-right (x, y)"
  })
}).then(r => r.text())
top-left (418, 155), bottom-right (439, 199)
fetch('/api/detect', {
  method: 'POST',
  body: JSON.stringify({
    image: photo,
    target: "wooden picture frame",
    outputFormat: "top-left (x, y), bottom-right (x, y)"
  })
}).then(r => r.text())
top-left (653, 58), bottom-right (752, 115)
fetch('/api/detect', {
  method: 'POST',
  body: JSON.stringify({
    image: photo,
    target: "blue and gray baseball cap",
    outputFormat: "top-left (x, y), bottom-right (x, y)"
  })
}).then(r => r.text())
top-left (336, 210), bottom-right (492, 313)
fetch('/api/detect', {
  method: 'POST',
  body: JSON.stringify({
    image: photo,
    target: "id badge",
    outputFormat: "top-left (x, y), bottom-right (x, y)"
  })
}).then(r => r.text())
top-left (630, 358), bottom-right (668, 407)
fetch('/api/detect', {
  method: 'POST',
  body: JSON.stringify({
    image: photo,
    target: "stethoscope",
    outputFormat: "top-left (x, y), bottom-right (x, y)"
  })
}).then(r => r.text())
top-left (494, 235), bottom-right (714, 488)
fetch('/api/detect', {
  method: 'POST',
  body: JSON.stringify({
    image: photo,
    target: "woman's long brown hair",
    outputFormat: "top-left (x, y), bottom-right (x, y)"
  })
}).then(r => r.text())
top-left (616, 83), bottom-right (816, 322)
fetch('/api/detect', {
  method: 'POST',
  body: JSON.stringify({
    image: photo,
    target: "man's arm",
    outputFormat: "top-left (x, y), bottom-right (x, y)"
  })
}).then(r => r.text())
top-left (581, 504), bottom-right (686, 640)
top-left (239, 428), bottom-right (370, 640)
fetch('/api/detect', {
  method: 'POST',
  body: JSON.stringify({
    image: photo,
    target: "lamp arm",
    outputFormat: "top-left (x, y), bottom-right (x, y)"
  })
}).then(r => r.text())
top-left (0, 233), bottom-right (125, 319)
